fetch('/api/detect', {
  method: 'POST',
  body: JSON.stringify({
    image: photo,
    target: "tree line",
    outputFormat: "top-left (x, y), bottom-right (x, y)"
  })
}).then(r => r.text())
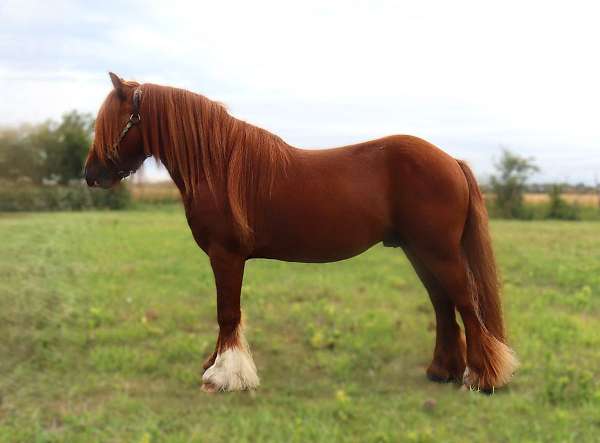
top-left (488, 150), bottom-right (598, 220)
top-left (0, 110), bottom-right (93, 185)
top-left (0, 111), bottom-right (129, 210)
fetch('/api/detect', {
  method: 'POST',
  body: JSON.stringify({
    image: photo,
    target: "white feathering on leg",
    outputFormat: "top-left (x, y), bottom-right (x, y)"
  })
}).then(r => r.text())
top-left (202, 326), bottom-right (259, 392)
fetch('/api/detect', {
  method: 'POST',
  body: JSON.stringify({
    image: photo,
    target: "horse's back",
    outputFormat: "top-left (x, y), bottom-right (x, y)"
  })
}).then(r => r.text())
top-left (291, 134), bottom-right (467, 213)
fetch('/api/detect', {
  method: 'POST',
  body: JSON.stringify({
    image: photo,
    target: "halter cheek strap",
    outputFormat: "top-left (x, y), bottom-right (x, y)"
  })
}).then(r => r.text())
top-left (110, 87), bottom-right (151, 179)
top-left (114, 88), bottom-right (143, 149)
top-left (133, 87), bottom-right (142, 114)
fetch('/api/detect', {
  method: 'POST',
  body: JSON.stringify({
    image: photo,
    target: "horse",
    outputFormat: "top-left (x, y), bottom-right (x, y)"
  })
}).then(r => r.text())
top-left (84, 72), bottom-right (518, 393)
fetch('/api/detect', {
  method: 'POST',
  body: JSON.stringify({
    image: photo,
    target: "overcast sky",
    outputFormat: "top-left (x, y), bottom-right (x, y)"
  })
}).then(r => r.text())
top-left (1, 0), bottom-right (599, 183)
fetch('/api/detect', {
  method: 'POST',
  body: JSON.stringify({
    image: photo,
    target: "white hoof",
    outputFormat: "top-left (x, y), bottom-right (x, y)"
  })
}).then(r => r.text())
top-left (202, 341), bottom-right (259, 392)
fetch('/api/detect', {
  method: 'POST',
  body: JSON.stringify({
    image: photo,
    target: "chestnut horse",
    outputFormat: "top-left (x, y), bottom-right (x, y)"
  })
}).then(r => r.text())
top-left (85, 73), bottom-right (517, 393)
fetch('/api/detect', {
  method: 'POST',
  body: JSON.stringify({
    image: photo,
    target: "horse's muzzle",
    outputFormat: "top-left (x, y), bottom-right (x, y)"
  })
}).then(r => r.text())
top-left (84, 165), bottom-right (119, 189)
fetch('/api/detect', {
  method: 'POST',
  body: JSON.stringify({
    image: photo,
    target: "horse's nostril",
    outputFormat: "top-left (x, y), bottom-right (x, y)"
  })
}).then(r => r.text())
top-left (85, 175), bottom-right (98, 187)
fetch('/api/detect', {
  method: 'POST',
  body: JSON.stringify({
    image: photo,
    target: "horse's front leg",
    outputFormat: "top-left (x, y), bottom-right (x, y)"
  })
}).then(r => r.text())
top-left (201, 248), bottom-right (259, 392)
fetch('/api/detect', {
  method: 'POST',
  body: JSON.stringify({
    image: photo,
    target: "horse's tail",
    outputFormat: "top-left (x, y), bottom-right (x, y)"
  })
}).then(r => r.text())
top-left (457, 160), bottom-right (518, 388)
top-left (457, 160), bottom-right (505, 340)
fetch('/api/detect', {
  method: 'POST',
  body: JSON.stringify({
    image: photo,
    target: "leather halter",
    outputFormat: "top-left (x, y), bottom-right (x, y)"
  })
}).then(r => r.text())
top-left (109, 88), bottom-right (149, 179)
top-left (112, 88), bottom-right (142, 152)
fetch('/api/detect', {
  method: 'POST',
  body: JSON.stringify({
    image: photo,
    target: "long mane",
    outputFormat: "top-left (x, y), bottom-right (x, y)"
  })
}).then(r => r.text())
top-left (94, 83), bottom-right (292, 245)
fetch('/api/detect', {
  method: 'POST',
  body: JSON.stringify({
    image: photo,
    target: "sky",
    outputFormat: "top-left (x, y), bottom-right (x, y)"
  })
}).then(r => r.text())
top-left (1, 0), bottom-right (599, 183)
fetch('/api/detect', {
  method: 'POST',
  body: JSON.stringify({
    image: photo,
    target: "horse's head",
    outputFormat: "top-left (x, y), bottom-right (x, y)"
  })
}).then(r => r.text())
top-left (84, 72), bottom-right (148, 188)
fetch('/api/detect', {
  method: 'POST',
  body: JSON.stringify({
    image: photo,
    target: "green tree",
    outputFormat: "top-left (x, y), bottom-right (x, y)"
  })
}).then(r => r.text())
top-left (44, 111), bottom-right (94, 184)
top-left (490, 149), bottom-right (539, 218)
top-left (0, 111), bottom-right (93, 184)
top-left (0, 125), bottom-right (47, 184)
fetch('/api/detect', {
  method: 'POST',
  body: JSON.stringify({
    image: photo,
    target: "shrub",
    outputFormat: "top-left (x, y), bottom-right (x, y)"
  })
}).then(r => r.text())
top-left (90, 183), bottom-right (131, 209)
top-left (0, 182), bottom-right (131, 212)
top-left (546, 184), bottom-right (580, 220)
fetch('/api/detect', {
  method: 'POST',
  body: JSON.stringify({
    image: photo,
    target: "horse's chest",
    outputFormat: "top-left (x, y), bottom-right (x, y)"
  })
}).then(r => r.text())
top-left (184, 201), bottom-right (237, 253)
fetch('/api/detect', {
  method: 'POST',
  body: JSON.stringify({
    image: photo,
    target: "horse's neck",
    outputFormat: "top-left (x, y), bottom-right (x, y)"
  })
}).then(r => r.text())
top-left (166, 166), bottom-right (187, 196)
top-left (152, 143), bottom-right (195, 198)
top-left (149, 108), bottom-right (294, 205)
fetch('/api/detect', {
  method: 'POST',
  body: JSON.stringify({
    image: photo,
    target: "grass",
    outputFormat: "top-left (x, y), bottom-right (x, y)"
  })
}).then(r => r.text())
top-left (1, 209), bottom-right (599, 442)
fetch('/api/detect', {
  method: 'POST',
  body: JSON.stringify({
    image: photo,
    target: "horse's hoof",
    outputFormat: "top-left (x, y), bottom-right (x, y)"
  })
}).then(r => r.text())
top-left (427, 372), bottom-right (452, 383)
top-left (201, 347), bottom-right (260, 392)
top-left (463, 384), bottom-right (495, 395)
top-left (426, 362), bottom-right (464, 384)
top-left (462, 367), bottom-right (496, 394)
top-left (201, 382), bottom-right (218, 393)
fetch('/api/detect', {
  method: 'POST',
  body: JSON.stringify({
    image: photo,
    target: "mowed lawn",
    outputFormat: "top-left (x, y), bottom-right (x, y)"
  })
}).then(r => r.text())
top-left (1, 208), bottom-right (599, 443)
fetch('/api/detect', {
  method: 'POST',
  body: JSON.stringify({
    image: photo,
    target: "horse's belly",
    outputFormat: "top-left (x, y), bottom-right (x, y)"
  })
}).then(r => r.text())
top-left (256, 241), bottom-right (379, 263)
top-left (253, 214), bottom-right (386, 263)
top-left (252, 152), bottom-right (392, 262)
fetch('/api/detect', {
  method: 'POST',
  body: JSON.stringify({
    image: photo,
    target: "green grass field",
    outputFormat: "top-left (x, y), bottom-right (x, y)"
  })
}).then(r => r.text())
top-left (1, 208), bottom-right (599, 442)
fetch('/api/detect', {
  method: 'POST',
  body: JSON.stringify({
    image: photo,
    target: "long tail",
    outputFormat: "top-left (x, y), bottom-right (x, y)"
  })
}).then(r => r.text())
top-left (457, 160), bottom-right (505, 341)
top-left (457, 160), bottom-right (518, 388)
top-left (458, 160), bottom-right (518, 387)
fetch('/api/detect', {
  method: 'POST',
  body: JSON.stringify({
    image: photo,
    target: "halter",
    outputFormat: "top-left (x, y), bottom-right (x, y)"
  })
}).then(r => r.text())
top-left (113, 87), bottom-right (142, 151)
top-left (108, 88), bottom-right (148, 179)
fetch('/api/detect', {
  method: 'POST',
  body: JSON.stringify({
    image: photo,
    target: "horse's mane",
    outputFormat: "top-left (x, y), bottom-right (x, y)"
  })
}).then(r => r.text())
top-left (93, 83), bottom-right (292, 245)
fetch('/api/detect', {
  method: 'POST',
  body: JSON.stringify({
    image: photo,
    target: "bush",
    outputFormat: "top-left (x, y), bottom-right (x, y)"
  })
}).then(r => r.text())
top-left (90, 184), bottom-right (131, 209)
top-left (490, 149), bottom-right (539, 219)
top-left (546, 185), bottom-right (580, 220)
top-left (0, 182), bottom-right (131, 212)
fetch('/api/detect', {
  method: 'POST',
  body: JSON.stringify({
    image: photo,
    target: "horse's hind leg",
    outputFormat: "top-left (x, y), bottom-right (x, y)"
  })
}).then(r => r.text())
top-left (405, 248), bottom-right (466, 383)
top-left (417, 247), bottom-right (516, 392)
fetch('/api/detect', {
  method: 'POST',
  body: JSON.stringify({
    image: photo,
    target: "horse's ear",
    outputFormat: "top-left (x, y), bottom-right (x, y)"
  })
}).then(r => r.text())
top-left (108, 72), bottom-right (126, 99)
